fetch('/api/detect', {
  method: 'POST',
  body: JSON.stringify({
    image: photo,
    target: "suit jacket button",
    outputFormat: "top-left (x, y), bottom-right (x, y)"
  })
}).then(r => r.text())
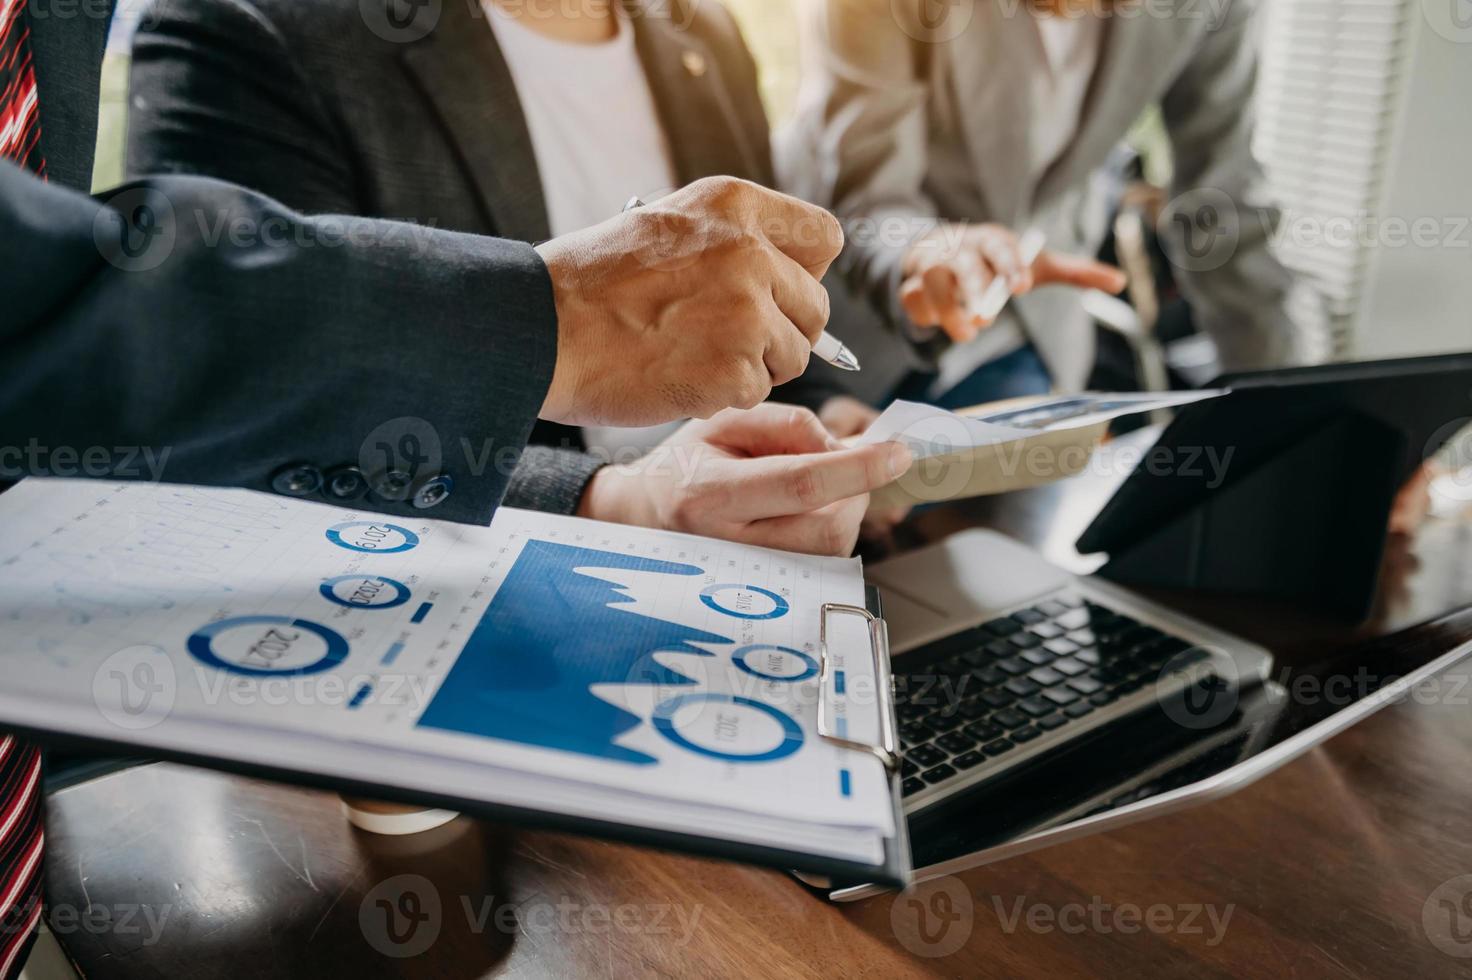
top-left (371, 469), bottom-right (414, 502)
top-left (413, 475), bottom-right (453, 510)
top-left (325, 465), bottom-right (368, 500)
top-left (269, 463), bottom-right (322, 497)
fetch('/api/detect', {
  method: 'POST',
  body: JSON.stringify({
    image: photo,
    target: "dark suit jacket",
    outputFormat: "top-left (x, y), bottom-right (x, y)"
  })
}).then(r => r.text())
top-left (0, 0), bottom-right (561, 524)
top-left (126, 0), bottom-right (855, 470)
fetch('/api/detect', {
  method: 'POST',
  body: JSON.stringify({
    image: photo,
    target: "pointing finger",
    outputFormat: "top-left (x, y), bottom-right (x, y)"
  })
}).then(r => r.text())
top-left (1032, 251), bottom-right (1128, 293)
top-left (727, 440), bottom-right (912, 521)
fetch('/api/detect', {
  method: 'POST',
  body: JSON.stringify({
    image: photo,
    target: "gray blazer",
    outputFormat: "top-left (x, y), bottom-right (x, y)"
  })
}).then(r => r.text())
top-left (2, 1), bottom-right (557, 524)
top-left (780, 0), bottom-right (1304, 395)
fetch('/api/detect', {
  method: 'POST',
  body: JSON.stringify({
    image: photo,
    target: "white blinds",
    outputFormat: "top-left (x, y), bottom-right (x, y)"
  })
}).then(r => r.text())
top-left (1255, 0), bottom-right (1418, 359)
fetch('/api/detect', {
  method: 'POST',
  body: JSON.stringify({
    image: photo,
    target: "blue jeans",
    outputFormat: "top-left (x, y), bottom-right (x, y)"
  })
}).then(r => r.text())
top-left (894, 344), bottom-right (1052, 411)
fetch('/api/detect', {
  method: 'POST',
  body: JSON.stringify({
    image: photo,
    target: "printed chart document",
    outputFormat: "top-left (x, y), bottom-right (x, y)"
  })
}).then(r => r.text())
top-left (860, 391), bottom-right (1227, 507)
top-left (0, 480), bottom-right (899, 874)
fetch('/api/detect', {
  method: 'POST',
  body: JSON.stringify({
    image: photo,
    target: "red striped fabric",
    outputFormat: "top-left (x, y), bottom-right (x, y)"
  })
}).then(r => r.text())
top-left (0, 739), bottom-right (42, 980)
top-left (0, 0), bottom-right (43, 175)
top-left (2, 2), bottom-right (47, 974)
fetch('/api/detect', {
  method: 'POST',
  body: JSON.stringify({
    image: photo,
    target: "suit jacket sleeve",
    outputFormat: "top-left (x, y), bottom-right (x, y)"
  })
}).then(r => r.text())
top-left (125, 0), bottom-right (360, 215)
top-left (125, 0), bottom-right (603, 515)
top-left (1159, 0), bottom-right (1307, 371)
top-left (0, 161), bottom-right (557, 524)
top-left (778, 0), bottom-right (941, 345)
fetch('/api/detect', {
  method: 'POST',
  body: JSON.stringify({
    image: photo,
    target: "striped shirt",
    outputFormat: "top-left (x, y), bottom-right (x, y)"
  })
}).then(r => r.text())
top-left (1, 0), bottom-right (47, 974)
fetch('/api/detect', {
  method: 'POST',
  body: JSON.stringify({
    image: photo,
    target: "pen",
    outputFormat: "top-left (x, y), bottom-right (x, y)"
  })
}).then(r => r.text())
top-left (623, 196), bottom-right (861, 372)
top-left (972, 228), bottom-right (1047, 324)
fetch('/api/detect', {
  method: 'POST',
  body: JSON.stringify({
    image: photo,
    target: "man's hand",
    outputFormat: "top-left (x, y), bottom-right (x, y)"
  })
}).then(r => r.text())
top-left (535, 177), bottom-right (844, 427)
top-left (901, 222), bottom-right (1127, 341)
top-left (576, 403), bottom-right (912, 557)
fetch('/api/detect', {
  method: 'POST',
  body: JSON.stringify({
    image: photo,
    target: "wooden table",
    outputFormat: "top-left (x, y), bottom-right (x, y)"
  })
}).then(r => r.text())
top-left (41, 452), bottom-right (1472, 978)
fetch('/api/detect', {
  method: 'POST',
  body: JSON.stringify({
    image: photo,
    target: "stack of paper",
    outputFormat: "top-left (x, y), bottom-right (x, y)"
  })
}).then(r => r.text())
top-left (0, 481), bottom-right (895, 868)
top-left (860, 391), bottom-right (1227, 508)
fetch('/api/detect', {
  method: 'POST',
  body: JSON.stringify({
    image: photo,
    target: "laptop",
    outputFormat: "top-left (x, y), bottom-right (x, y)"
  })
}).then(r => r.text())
top-left (867, 529), bottom-right (1274, 813)
top-left (819, 528), bottom-right (1471, 898)
top-left (796, 355), bottom-right (1472, 897)
top-left (866, 354), bottom-right (1472, 816)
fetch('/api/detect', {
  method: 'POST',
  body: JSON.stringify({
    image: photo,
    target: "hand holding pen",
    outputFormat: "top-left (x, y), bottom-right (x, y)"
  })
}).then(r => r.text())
top-left (625, 195), bottom-right (860, 372)
top-left (536, 177), bottom-right (854, 427)
top-left (898, 223), bottom-right (1128, 342)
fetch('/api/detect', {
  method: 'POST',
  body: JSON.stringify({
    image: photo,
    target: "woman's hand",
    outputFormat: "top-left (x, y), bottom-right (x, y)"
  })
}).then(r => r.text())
top-left (900, 222), bottom-right (1126, 341)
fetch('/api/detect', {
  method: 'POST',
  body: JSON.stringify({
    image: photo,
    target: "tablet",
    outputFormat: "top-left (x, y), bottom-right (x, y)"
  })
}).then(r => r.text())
top-left (1077, 353), bottom-right (1472, 617)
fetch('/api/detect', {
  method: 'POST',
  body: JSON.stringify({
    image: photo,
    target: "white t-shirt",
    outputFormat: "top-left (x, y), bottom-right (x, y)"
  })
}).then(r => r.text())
top-left (1032, 14), bottom-right (1103, 173)
top-left (485, 3), bottom-right (678, 238)
top-left (932, 13), bottom-right (1103, 397)
top-left (486, 3), bottom-right (683, 453)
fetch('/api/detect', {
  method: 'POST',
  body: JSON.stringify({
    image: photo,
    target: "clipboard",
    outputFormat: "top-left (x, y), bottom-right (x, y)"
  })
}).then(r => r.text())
top-left (811, 588), bottom-right (912, 888)
top-left (6, 587), bottom-right (915, 891)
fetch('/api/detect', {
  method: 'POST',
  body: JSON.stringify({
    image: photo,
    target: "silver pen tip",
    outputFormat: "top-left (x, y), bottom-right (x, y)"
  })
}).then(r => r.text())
top-left (830, 344), bottom-right (862, 372)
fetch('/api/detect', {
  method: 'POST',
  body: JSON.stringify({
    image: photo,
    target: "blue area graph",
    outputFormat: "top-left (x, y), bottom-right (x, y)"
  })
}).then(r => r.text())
top-left (417, 541), bottom-right (736, 765)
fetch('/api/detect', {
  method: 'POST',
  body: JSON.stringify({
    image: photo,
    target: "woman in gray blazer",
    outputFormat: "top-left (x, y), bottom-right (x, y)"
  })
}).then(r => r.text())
top-left (781, 0), bottom-right (1307, 407)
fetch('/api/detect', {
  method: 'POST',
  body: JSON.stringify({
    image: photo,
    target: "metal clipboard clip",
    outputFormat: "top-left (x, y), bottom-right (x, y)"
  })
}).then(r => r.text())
top-left (817, 603), bottom-right (901, 774)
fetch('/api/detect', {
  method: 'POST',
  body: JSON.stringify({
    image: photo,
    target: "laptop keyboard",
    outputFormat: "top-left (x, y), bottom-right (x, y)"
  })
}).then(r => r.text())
top-left (895, 593), bottom-right (1214, 802)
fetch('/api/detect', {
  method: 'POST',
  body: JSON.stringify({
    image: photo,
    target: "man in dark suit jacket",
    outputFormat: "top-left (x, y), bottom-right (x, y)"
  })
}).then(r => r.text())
top-left (4, 0), bottom-right (865, 520)
top-left (124, 0), bottom-right (888, 453)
